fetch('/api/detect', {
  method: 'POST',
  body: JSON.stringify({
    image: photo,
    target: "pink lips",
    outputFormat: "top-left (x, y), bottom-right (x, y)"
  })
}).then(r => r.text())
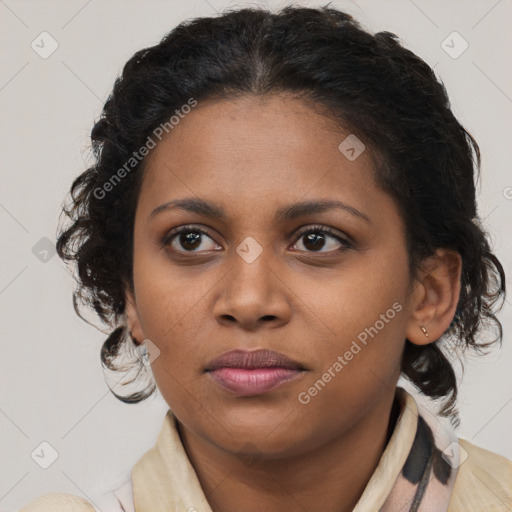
top-left (205, 349), bottom-right (306, 396)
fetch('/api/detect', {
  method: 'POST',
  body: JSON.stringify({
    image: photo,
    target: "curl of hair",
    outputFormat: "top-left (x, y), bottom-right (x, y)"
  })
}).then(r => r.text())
top-left (56, 5), bottom-right (506, 419)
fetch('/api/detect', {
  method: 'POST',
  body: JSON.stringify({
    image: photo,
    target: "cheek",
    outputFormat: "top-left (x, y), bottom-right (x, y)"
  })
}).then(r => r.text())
top-left (302, 247), bottom-right (410, 344)
top-left (293, 277), bottom-right (408, 427)
top-left (132, 239), bottom-right (200, 336)
top-left (131, 253), bottom-right (215, 385)
top-left (134, 282), bottom-right (204, 366)
top-left (298, 247), bottom-right (410, 389)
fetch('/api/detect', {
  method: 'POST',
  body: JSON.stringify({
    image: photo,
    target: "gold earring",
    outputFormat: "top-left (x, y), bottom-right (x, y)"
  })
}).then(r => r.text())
top-left (420, 326), bottom-right (429, 338)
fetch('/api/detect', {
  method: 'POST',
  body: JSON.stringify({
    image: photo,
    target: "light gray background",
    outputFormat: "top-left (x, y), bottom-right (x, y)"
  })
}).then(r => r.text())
top-left (1, 0), bottom-right (511, 510)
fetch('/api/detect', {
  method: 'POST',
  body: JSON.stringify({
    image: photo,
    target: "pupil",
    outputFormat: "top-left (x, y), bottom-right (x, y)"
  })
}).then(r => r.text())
top-left (304, 232), bottom-right (325, 251)
top-left (181, 232), bottom-right (201, 250)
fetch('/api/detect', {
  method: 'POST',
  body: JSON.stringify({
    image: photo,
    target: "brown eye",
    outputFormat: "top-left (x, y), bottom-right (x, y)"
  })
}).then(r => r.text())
top-left (162, 226), bottom-right (221, 253)
top-left (292, 225), bottom-right (352, 253)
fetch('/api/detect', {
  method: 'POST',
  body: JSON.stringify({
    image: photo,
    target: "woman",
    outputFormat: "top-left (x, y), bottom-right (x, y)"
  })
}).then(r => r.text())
top-left (20, 5), bottom-right (511, 512)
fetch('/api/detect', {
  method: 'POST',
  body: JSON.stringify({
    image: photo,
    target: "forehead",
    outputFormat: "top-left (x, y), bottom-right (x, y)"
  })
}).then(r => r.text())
top-left (137, 94), bottom-right (394, 227)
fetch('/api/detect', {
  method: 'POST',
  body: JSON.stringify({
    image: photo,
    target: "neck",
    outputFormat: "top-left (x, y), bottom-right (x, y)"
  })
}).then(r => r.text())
top-left (177, 390), bottom-right (401, 512)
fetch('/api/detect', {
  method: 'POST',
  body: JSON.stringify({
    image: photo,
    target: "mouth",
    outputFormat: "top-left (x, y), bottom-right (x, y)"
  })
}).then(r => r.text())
top-left (205, 349), bottom-right (307, 396)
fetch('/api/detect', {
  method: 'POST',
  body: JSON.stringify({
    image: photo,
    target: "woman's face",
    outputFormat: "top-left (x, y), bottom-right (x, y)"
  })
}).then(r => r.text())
top-left (127, 94), bottom-right (421, 458)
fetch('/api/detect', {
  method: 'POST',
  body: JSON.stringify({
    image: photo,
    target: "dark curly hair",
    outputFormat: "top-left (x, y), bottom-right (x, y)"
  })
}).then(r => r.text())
top-left (56, 4), bottom-right (506, 421)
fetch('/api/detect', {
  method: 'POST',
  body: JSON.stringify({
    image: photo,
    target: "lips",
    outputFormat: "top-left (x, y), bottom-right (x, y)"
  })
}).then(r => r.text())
top-left (205, 349), bottom-right (306, 372)
top-left (205, 349), bottom-right (307, 396)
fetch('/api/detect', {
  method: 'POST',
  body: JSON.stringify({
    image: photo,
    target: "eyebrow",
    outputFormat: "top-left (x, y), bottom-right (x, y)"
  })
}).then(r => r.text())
top-left (149, 197), bottom-right (371, 224)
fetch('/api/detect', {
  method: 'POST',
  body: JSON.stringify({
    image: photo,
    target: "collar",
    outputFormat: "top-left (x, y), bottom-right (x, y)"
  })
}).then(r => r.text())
top-left (131, 388), bottom-right (459, 511)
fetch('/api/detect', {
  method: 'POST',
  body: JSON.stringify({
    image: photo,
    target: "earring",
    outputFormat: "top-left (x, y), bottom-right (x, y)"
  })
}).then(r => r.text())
top-left (420, 326), bottom-right (429, 338)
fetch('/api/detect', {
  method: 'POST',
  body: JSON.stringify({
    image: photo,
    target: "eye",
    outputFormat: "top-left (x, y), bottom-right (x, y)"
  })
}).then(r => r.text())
top-left (161, 224), bottom-right (352, 255)
top-left (291, 225), bottom-right (352, 253)
top-left (161, 225), bottom-right (221, 253)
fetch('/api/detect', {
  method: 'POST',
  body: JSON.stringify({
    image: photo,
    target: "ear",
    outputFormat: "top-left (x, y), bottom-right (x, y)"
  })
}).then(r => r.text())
top-left (125, 287), bottom-right (144, 345)
top-left (405, 248), bottom-right (462, 345)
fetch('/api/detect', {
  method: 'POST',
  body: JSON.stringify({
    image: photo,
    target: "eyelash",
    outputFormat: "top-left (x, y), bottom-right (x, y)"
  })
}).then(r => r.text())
top-left (160, 224), bottom-right (353, 255)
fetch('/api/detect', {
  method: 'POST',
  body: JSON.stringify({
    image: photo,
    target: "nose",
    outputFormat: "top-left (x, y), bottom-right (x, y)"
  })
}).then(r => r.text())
top-left (213, 251), bottom-right (292, 331)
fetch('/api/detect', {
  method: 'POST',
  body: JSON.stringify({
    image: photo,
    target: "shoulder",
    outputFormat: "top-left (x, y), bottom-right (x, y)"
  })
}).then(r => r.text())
top-left (448, 438), bottom-right (512, 512)
top-left (19, 473), bottom-right (133, 512)
top-left (19, 477), bottom-right (133, 512)
top-left (18, 492), bottom-right (96, 512)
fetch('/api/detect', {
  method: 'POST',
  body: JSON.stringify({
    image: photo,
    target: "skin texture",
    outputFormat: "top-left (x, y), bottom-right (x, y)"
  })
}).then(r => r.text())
top-left (125, 94), bottom-right (461, 512)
